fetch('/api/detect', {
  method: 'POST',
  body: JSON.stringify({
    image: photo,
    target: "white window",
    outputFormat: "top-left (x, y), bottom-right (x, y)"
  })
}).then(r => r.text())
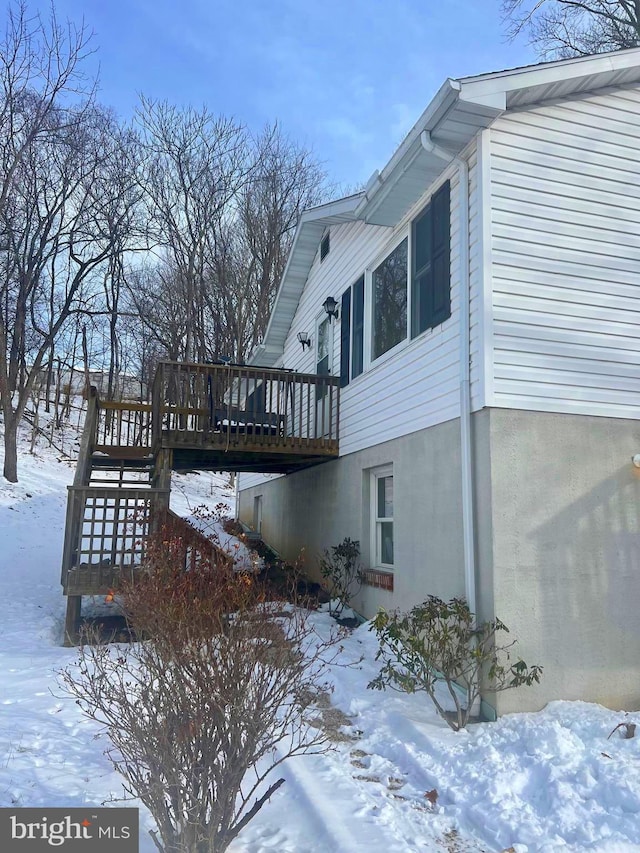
top-left (371, 465), bottom-right (393, 568)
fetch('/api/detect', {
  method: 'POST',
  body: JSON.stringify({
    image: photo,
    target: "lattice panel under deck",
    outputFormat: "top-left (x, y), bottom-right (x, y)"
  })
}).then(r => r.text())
top-left (62, 487), bottom-right (169, 594)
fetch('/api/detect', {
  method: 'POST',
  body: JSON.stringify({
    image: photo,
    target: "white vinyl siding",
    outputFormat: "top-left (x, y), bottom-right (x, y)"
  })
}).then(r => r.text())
top-left (280, 156), bottom-right (472, 458)
top-left (490, 87), bottom-right (640, 418)
top-left (339, 165), bottom-right (465, 456)
top-left (239, 142), bottom-right (477, 491)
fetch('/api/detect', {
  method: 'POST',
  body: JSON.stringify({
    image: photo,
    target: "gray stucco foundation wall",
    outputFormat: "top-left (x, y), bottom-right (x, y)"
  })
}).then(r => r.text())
top-left (238, 418), bottom-right (466, 617)
top-left (239, 408), bottom-right (640, 716)
top-left (486, 408), bottom-right (640, 715)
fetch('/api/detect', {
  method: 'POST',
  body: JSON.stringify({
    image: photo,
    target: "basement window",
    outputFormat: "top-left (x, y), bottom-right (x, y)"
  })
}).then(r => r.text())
top-left (371, 465), bottom-right (394, 569)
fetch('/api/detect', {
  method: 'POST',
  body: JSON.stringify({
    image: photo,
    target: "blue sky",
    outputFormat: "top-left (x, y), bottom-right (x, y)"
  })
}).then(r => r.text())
top-left (27, 0), bottom-right (537, 186)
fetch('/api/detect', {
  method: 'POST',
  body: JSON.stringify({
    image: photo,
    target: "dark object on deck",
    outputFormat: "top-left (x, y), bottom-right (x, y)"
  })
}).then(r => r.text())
top-left (61, 360), bottom-right (341, 641)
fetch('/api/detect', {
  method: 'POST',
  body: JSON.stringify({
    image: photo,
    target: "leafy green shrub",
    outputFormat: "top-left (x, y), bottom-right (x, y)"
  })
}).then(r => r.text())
top-left (368, 596), bottom-right (542, 731)
top-left (319, 537), bottom-right (363, 616)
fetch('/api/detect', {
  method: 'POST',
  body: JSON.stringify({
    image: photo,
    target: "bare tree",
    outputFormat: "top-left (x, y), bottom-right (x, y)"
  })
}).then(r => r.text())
top-left (99, 127), bottom-right (145, 401)
top-left (130, 123), bottom-right (326, 361)
top-left (134, 119), bottom-right (327, 367)
top-left (61, 526), bottom-right (342, 853)
top-left (503, 0), bottom-right (640, 57)
top-left (0, 100), bottom-right (139, 481)
top-left (0, 1), bottom-right (94, 480)
top-left (208, 125), bottom-right (326, 362)
top-left (0, 1), bottom-right (96, 215)
top-left (136, 100), bottom-right (252, 363)
top-left (0, 3), bottom-right (332, 481)
top-left (120, 261), bottom-right (194, 404)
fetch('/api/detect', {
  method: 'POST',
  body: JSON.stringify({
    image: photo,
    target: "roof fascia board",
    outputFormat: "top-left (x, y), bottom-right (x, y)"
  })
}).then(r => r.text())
top-left (355, 78), bottom-right (460, 219)
top-left (458, 47), bottom-right (640, 101)
top-left (249, 220), bottom-right (322, 366)
top-left (254, 47), bottom-right (640, 367)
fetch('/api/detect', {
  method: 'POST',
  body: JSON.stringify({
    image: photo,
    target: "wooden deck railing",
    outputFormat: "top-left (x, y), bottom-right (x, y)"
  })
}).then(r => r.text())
top-left (94, 399), bottom-right (153, 454)
top-left (152, 361), bottom-right (339, 455)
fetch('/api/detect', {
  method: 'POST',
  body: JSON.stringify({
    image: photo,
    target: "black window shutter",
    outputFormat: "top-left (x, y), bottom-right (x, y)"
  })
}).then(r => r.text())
top-left (351, 275), bottom-right (364, 379)
top-left (430, 180), bottom-right (451, 326)
top-left (411, 204), bottom-right (432, 338)
top-left (340, 288), bottom-right (351, 388)
top-left (320, 232), bottom-right (330, 261)
top-left (414, 267), bottom-right (433, 337)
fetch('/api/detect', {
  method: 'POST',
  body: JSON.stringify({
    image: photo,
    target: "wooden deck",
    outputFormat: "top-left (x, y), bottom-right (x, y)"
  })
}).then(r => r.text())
top-left (60, 361), bottom-right (340, 640)
top-left (88, 361), bottom-right (340, 471)
top-left (152, 361), bottom-right (339, 473)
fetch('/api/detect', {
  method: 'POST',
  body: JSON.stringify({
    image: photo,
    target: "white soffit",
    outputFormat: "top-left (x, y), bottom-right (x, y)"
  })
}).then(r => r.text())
top-left (458, 45), bottom-right (640, 109)
top-left (359, 91), bottom-right (503, 227)
top-left (363, 48), bottom-right (640, 229)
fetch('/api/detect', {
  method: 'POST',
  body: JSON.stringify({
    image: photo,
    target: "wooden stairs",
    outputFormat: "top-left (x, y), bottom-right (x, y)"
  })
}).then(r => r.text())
top-left (60, 361), bottom-right (340, 643)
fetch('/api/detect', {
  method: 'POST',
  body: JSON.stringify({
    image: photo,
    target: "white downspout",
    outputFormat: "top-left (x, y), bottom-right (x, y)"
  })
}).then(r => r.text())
top-left (234, 473), bottom-right (240, 522)
top-left (420, 131), bottom-right (476, 618)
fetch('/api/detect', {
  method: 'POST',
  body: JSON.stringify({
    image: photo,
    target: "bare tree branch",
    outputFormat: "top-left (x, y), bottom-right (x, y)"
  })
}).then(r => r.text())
top-left (502, 0), bottom-right (640, 56)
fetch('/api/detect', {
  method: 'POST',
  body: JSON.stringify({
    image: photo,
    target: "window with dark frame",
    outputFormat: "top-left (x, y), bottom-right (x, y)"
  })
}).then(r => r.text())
top-left (336, 179), bottom-right (450, 387)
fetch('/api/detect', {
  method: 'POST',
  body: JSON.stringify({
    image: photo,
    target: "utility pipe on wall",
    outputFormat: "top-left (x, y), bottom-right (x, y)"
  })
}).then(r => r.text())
top-left (420, 131), bottom-right (477, 619)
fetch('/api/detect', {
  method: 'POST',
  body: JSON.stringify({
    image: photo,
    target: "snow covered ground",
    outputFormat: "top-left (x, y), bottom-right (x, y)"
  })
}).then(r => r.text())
top-left (1, 416), bottom-right (640, 852)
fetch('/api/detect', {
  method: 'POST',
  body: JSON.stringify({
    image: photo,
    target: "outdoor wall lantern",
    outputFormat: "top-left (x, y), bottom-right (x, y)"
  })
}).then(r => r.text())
top-left (322, 295), bottom-right (339, 322)
top-left (297, 331), bottom-right (312, 351)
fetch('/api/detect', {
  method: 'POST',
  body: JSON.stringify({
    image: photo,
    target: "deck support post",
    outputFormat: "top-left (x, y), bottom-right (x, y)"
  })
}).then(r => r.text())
top-left (63, 595), bottom-right (82, 646)
top-left (152, 449), bottom-right (172, 496)
top-left (151, 449), bottom-right (172, 531)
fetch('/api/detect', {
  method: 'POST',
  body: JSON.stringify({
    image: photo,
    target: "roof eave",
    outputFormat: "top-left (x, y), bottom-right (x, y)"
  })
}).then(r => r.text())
top-left (255, 46), bottom-right (640, 366)
top-left (458, 45), bottom-right (640, 108)
top-left (248, 194), bottom-right (364, 367)
top-left (354, 78), bottom-right (461, 223)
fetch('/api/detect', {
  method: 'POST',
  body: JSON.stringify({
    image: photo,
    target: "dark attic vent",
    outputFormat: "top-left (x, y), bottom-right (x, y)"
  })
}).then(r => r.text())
top-left (320, 231), bottom-right (330, 262)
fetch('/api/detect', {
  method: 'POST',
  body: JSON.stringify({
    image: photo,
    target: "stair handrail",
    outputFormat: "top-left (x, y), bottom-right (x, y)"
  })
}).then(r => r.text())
top-left (157, 508), bottom-right (234, 572)
top-left (74, 387), bottom-right (99, 487)
top-left (151, 362), bottom-right (164, 451)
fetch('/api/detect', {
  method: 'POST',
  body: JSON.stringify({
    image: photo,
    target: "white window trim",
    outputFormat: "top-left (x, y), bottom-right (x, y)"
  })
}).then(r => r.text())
top-left (354, 172), bottom-right (455, 377)
top-left (370, 464), bottom-right (394, 571)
